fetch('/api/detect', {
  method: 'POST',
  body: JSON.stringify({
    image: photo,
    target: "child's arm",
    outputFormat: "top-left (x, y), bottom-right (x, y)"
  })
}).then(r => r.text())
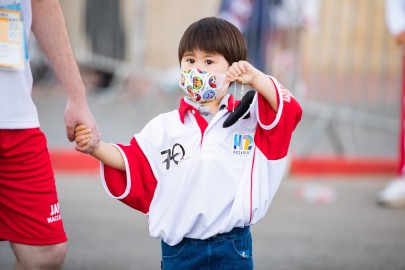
top-left (75, 125), bottom-right (125, 171)
top-left (226, 61), bottom-right (278, 112)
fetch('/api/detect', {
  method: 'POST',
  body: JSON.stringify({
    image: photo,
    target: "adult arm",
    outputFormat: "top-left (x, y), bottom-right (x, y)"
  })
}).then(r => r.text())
top-left (31, 0), bottom-right (99, 153)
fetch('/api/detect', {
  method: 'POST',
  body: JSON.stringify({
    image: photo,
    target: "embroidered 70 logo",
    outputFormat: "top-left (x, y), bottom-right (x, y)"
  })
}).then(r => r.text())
top-left (161, 143), bottom-right (186, 170)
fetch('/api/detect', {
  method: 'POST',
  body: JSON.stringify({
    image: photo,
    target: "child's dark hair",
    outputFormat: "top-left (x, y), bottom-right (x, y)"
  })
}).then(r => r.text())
top-left (178, 17), bottom-right (247, 66)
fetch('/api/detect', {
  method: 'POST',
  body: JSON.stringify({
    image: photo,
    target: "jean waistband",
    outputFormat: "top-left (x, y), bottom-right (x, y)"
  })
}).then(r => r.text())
top-left (185, 226), bottom-right (250, 243)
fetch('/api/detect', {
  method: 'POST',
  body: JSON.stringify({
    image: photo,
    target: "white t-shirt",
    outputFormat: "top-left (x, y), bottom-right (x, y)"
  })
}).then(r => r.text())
top-left (386, 0), bottom-right (405, 36)
top-left (0, 0), bottom-right (38, 129)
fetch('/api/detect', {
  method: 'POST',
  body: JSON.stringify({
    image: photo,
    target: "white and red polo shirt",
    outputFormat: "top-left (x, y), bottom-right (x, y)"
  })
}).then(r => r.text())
top-left (101, 76), bottom-right (302, 246)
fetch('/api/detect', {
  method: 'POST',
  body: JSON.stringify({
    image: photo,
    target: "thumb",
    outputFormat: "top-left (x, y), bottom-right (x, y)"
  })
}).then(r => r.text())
top-left (65, 121), bottom-right (76, 142)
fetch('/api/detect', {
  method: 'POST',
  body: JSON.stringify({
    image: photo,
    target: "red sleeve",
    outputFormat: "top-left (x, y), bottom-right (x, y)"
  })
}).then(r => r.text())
top-left (254, 79), bottom-right (302, 160)
top-left (101, 137), bottom-right (157, 214)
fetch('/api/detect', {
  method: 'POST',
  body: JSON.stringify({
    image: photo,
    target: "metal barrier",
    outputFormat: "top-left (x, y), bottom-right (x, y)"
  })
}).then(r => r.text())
top-left (284, 0), bottom-right (402, 158)
top-left (76, 0), bottom-right (147, 93)
top-left (32, 0), bottom-right (401, 163)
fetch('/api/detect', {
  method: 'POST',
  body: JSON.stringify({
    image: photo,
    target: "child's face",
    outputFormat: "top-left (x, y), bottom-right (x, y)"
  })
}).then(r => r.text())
top-left (180, 50), bottom-right (229, 75)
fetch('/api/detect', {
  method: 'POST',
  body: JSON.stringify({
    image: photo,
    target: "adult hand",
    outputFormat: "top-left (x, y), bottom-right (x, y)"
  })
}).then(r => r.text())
top-left (65, 97), bottom-right (100, 153)
top-left (31, 0), bottom-right (100, 153)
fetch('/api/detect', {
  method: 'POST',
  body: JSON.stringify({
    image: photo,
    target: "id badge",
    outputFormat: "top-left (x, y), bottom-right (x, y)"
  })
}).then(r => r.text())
top-left (0, 0), bottom-right (26, 70)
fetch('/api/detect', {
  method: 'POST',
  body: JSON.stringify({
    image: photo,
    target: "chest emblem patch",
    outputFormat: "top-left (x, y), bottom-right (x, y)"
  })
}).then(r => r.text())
top-left (233, 133), bottom-right (253, 158)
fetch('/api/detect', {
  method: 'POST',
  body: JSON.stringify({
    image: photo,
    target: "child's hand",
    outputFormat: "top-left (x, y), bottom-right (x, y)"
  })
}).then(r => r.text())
top-left (225, 60), bottom-right (262, 86)
top-left (226, 60), bottom-right (278, 112)
top-left (74, 124), bottom-right (94, 152)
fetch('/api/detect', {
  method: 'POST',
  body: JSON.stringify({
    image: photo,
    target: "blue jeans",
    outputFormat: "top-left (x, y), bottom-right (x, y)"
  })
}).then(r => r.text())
top-left (161, 226), bottom-right (253, 270)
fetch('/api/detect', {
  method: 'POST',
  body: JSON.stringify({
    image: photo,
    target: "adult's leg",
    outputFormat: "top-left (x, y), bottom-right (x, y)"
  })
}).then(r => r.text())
top-left (0, 129), bottom-right (68, 268)
top-left (11, 242), bottom-right (67, 270)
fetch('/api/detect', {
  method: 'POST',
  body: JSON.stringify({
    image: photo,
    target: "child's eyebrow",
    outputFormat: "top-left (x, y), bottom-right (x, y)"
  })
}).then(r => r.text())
top-left (182, 52), bottom-right (195, 57)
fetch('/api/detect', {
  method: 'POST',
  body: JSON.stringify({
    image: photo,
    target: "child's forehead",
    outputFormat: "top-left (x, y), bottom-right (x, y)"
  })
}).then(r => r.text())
top-left (182, 49), bottom-right (222, 58)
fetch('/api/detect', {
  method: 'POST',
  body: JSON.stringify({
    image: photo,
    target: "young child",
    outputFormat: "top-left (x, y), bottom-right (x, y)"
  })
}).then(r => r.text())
top-left (75, 17), bottom-right (302, 269)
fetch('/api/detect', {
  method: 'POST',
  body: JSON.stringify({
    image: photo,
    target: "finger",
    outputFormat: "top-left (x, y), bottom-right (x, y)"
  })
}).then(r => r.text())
top-left (76, 139), bottom-right (94, 153)
top-left (222, 82), bottom-right (230, 90)
top-left (237, 61), bottom-right (247, 73)
top-left (66, 124), bottom-right (75, 142)
top-left (78, 137), bottom-right (91, 147)
top-left (74, 124), bottom-right (88, 132)
top-left (231, 62), bottom-right (243, 75)
top-left (76, 134), bottom-right (91, 142)
top-left (75, 134), bottom-right (92, 143)
top-left (75, 133), bottom-right (92, 141)
top-left (75, 144), bottom-right (89, 153)
top-left (226, 70), bottom-right (239, 81)
top-left (75, 128), bottom-right (92, 137)
top-left (233, 77), bottom-right (244, 85)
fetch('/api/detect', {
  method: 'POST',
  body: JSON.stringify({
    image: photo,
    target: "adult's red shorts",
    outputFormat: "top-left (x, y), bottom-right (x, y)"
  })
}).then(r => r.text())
top-left (0, 128), bottom-right (67, 245)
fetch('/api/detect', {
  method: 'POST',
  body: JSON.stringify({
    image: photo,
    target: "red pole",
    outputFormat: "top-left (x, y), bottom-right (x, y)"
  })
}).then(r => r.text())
top-left (399, 50), bottom-right (405, 176)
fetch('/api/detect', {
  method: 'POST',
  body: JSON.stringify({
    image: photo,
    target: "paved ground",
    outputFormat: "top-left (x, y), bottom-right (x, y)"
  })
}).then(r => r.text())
top-left (1, 174), bottom-right (404, 270)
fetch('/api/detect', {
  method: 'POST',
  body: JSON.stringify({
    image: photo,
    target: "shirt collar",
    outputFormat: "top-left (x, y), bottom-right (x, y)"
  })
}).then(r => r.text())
top-left (178, 94), bottom-right (238, 124)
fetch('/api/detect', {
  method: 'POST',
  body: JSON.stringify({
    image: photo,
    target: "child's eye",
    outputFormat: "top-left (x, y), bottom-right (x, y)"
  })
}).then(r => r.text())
top-left (205, 60), bottom-right (213, 65)
top-left (186, 59), bottom-right (195, 64)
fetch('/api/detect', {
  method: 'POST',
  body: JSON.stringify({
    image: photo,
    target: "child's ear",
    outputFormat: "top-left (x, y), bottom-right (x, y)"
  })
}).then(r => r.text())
top-left (223, 90), bottom-right (255, 128)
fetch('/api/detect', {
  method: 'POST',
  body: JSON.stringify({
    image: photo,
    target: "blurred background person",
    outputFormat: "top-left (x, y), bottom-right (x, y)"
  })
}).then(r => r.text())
top-left (220, 0), bottom-right (321, 100)
top-left (84, 0), bottom-right (126, 90)
top-left (377, 0), bottom-right (405, 208)
top-left (267, 0), bottom-right (321, 100)
top-left (219, 0), bottom-right (272, 74)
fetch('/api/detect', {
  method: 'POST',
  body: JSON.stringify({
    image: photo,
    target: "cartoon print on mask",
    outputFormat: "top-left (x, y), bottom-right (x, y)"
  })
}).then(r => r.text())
top-left (179, 68), bottom-right (227, 104)
top-left (187, 85), bottom-right (194, 98)
top-left (203, 90), bottom-right (216, 100)
top-left (193, 76), bottom-right (203, 90)
top-left (208, 75), bottom-right (217, 88)
top-left (196, 69), bottom-right (207, 74)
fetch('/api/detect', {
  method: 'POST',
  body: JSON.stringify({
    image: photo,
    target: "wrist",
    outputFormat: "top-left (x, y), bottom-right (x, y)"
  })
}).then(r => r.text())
top-left (65, 81), bottom-right (87, 100)
top-left (89, 137), bottom-right (102, 155)
top-left (250, 71), bottom-right (267, 89)
top-left (66, 92), bottom-right (88, 108)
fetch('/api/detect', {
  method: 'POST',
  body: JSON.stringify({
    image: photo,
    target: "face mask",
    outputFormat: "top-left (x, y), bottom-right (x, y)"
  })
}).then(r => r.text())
top-left (179, 69), bottom-right (227, 103)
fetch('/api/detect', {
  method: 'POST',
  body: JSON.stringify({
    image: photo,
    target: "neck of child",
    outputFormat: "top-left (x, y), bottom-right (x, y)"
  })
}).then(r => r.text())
top-left (202, 99), bottom-right (221, 116)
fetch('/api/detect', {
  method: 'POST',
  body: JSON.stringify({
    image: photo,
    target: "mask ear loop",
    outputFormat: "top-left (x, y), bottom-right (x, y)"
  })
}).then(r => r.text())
top-left (232, 82), bottom-right (237, 112)
top-left (232, 78), bottom-right (245, 112)
top-left (241, 78), bottom-right (244, 99)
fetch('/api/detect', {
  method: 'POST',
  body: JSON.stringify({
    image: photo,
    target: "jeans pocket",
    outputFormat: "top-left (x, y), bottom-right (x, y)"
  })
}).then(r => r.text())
top-left (161, 240), bottom-right (188, 259)
top-left (161, 240), bottom-right (197, 270)
top-left (231, 236), bottom-right (253, 259)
